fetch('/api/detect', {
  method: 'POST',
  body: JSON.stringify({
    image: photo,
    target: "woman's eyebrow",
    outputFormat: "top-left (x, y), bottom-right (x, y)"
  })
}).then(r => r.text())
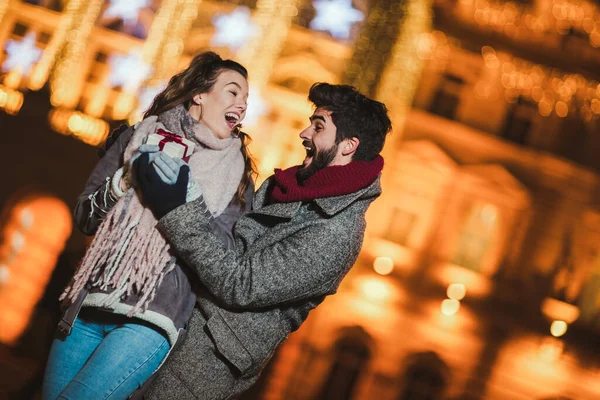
top-left (226, 82), bottom-right (243, 89)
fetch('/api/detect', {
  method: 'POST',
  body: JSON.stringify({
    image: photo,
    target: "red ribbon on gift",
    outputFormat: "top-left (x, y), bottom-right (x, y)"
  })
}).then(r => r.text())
top-left (156, 128), bottom-right (191, 162)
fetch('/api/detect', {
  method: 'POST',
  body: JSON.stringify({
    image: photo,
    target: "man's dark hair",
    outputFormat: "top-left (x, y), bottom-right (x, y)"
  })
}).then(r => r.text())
top-left (308, 83), bottom-right (392, 161)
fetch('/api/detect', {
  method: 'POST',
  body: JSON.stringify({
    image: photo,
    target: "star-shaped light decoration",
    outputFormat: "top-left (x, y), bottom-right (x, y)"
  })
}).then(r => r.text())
top-left (137, 82), bottom-right (166, 112)
top-left (2, 32), bottom-right (43, 74)
top-left (107, 51), bottom-right (153, 92)
top-left (102, 0), bottom-right (150, 26)
top-left (211, 6), bottom-right (260, 52)
top-left (244, 86), bottom-right (269, 127)
top-left (129, 81), bottom-right (167, 123)
top-left (310, 0), bottom-right (364, 40)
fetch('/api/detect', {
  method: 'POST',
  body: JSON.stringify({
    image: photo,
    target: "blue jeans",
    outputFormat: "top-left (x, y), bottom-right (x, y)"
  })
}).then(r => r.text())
top-left (42, 310), bottom-right (169, 400)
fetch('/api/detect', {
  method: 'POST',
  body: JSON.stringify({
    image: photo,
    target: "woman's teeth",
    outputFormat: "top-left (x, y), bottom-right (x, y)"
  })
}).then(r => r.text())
top-left (225, 112), bottom-right (240, 128)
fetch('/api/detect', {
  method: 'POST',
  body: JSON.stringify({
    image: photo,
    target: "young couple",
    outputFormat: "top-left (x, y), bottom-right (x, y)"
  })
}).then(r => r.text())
top-left (42, 51), bottom-right (392, 400)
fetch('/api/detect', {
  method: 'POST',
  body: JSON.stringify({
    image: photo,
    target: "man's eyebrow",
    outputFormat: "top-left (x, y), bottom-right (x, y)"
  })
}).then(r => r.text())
top-left (310, 115), bottom-right (326, 123)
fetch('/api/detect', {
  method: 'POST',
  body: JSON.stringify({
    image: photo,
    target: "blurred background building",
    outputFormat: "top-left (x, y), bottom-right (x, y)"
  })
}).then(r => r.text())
top-left (1, 0), bottom-right (600, 398)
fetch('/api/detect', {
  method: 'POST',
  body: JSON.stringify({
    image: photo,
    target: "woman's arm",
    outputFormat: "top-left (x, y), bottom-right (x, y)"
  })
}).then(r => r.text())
top-left (73, 126), bottom-right (134, 235)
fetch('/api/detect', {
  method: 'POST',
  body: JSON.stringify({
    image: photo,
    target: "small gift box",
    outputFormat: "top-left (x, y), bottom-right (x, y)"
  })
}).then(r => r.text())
top-left (146, 129), bottom-right (195, 162)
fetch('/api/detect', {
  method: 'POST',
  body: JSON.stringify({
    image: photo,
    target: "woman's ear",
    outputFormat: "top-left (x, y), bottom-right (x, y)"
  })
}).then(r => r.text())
top-left (192, 94), bottom-right (202, 105)
top-left (341, 137), bottom-right (360, 157)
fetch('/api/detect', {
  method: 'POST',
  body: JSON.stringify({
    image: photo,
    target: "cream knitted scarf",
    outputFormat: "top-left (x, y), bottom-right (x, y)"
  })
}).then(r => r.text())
top-left (60, 105), bottom-right (244, 314)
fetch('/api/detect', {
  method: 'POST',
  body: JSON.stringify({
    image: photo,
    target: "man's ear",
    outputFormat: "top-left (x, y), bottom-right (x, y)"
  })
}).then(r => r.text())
top-left (341, 137), bottom-right (360, 156)
top-left (192, 94), bottom-right (202, 104)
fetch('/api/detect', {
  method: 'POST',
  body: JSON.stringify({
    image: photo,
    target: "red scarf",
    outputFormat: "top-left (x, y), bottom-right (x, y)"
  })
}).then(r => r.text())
top-left (269, 155), bottom-right (384, 203)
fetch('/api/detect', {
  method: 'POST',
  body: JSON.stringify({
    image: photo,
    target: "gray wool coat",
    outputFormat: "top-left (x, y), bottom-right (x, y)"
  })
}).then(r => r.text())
top-left (145, 174), bottom-right (382, 400)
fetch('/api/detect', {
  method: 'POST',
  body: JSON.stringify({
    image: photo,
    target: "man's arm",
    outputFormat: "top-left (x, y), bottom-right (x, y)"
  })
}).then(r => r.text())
top-left (157, 200), bottom-right (364, 309)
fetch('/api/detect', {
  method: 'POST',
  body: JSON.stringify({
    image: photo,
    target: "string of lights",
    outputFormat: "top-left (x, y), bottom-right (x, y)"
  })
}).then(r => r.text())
top-left (152, 0), bottom-right (202, 81)
top-left (50, 0), bottom-right (104, 108)
top-left (455, 0), bottom-right (600, 48)
top-left (127, 0), bottom-right (202, 123)
top-left (28, 0), bottom-right (84, 90)
top-left (424, 30), bottom-right (600, 121)
top-left (237, 0), bottom-right (300, 90)
top-left (376, 0), bottom-right (432, 119)
top-left (342, 0), bottom-right (405, 97)
top-left (343, 0), bottom-right (432, 152)
top-left (0, 0), bottom-right (8, 27)
top-left (111, 1), bottom-right (182, 120)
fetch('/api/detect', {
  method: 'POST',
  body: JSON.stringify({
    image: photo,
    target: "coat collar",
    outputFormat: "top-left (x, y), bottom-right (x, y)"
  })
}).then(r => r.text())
top-left (252, 175), bottom-right (382, 218)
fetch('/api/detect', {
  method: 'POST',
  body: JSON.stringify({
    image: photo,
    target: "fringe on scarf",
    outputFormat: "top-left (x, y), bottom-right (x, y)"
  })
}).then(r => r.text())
top-left (60, 190), bottom-right (175, 316)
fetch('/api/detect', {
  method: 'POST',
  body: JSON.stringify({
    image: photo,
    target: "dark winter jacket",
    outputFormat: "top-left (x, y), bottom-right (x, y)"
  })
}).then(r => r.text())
top-left (66, 125), bottom-right (252, 346)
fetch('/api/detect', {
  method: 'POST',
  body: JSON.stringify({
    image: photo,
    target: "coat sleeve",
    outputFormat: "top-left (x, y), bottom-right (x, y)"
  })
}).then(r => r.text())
top-left (209, 181), bottom-right (254, 250)
top-left (73, 126), bottom-right (134, 235)
top-left (157, 199), bottom-right (364, 309)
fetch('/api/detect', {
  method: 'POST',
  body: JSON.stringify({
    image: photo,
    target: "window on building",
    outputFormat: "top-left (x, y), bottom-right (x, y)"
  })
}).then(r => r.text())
top-left (453, 203), bottom-right (498, 273)
top-left (317, 327), bottom-right (372, 400)
top-left (502, 96), bottom-right (536, 145)
top-left (576, 247), bottom-right (600, 328)
top-left (429, 74), bottom-right (463, 121)
top-left (12, 23), bottom-right (28, 37)
top-left (385, 207), bottom-right (417, 247)
top-left (23, 0), bottom-right (65, 11)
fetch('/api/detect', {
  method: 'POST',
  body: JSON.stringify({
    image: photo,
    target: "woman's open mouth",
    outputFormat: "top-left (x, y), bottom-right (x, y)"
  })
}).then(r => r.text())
top-left (225, 112), bottom-right (240, 129)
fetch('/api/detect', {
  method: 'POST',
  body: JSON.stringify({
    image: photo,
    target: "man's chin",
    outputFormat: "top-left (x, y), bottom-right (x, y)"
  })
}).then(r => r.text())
top-left (296, 164), bottom-right (313, 183)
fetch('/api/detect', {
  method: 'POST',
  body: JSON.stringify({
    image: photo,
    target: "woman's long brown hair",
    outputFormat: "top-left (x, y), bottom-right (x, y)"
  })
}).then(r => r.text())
top-left (144, 52), bottom-right (256, 208)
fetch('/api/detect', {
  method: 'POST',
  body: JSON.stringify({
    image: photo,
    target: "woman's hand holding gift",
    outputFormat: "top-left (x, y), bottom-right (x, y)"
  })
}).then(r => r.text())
top-left (133, 152), bottom-right (190, 218)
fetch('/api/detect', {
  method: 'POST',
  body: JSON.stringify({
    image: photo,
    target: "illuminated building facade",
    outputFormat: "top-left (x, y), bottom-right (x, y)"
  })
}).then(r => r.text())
top-left (1, 0), bottom-right (600, 398)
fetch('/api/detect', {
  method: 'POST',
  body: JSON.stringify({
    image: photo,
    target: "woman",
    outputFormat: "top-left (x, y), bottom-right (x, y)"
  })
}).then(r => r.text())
top-left (42, 52), bottom-right (255, 400)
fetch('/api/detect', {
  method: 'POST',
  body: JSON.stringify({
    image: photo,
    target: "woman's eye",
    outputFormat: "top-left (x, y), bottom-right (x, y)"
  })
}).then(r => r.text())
top-left (229, 91), bottom-right (238, 96)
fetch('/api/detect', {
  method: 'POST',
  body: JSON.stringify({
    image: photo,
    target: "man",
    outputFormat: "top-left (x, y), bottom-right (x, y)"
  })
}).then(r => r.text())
top-left (135, 82), bottom-right (391, 399)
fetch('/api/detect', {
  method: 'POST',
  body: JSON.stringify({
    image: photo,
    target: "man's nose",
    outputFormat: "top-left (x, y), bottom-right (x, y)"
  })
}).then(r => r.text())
top-left (299, 127), bottom-right (311, 140)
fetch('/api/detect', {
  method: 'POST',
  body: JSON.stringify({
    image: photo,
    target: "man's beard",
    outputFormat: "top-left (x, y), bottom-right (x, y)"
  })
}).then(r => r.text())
top-left (296, 144), bottom-right (338, 184)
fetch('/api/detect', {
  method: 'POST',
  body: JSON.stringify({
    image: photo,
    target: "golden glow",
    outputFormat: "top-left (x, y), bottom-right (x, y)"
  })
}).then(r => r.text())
top-left (441, 298), bottom-right (460, 316)
top-left (433, 263), bottom-right (492, 298)
top-left (126, 0), bottom-right (202, 122)
top-left (3, 69), bottom-right (23, 90)
top-left (84, 87), bottom-right (110, 118)
top-left (358, 276), bottom-right (394, 303)
top-left (0, 196), bottom-right (71, 344)
top-left (376, 0), bottom-right (433, 147)
top-left (49, 108), bottom-right (109, 146)
top-left (541, 297), bottom-right (580, 324)
top-left (0, 85), bottom-right (24, 115)
top-left (555, 101), bottom-right (569, 117)
top-left (447, 283), bottom-right (467, 300)
top-left (550, 320), bottom-right (568, 337)
top-left (0, 0), bottom-right (8, 25)
top-left (112, 92), bottom-right (136, 120)
top-left (237, 0), bottom-right (300, 92)
top-left (151, 0), bottom-right (202, 81)
top-left (50, 0), bottom-right (104, 108)
top-left (29, 0), bottom-right (88, 90)
top-left (373, 256), bottom-right (394, 275)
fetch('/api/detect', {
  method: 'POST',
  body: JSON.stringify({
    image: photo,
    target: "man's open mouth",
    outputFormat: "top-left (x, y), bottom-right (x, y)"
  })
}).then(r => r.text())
top-left (303, 141), bottom-right (314, 157)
